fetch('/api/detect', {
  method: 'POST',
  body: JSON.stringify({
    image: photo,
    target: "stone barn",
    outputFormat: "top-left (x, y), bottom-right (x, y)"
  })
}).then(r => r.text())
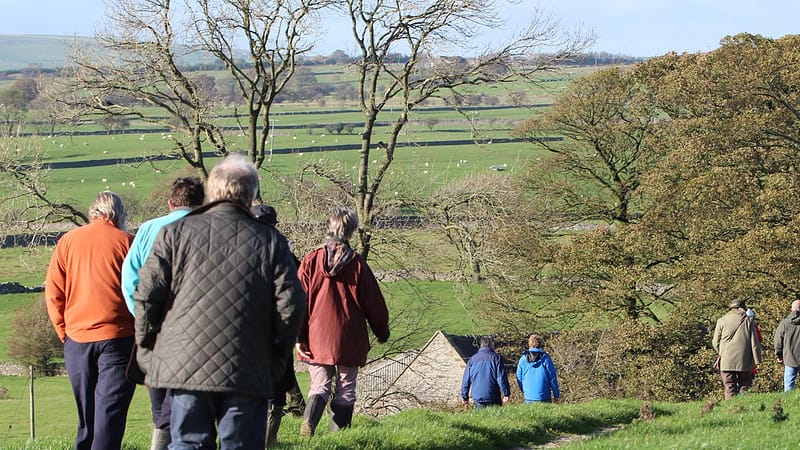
top-left (356, 330), bottom-right (491, 417)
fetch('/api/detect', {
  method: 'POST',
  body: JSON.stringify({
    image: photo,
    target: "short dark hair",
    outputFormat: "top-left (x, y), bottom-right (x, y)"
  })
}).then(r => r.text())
top-left (170, 177), bottom-right (204, 207)
top-left (479, 336), bottom-right (494, 349)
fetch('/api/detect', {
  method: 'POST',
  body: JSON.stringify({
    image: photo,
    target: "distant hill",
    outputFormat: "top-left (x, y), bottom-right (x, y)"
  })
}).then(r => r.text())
top-left (0, 34), bottom-right (98, 71)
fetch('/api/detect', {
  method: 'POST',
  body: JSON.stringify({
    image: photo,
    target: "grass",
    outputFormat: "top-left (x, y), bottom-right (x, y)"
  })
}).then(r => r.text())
top-left (3, 380), bottom-right (797, 449)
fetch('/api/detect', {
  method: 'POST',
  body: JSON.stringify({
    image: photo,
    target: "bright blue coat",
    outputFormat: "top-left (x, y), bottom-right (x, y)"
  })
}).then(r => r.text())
top-left (516, 348), bottom-right (560, 402)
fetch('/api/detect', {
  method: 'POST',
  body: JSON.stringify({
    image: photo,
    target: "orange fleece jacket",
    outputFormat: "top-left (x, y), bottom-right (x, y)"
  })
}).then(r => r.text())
top-left (45, 219), bottom-right (134, 343)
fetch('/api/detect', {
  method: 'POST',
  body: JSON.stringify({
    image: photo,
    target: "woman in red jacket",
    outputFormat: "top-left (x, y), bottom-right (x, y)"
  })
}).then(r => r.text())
top-left (295, 207), bottom-right (390, 437)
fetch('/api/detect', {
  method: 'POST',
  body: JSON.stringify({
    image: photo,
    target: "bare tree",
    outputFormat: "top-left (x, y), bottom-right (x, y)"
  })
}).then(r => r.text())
top-left (0, 126), bottom-right (88, 235)
top-left (63, 0), bottom-right (327, 178)
top-left (303, 0), bottom-right (592, 259)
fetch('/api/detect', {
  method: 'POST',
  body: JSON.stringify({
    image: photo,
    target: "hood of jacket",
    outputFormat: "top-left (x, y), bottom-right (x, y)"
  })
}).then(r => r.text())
top-left (323, 241), bottom-right (356, 276)
top-left (790, 311), bottom-right (800, 325)
top-left (523, 348), bottom-right (546, 367)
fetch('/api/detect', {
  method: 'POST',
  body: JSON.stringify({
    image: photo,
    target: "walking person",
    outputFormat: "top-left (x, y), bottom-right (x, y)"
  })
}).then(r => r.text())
top-left (133, 154), bottom-right (306, 449)
top-left (516, 334), bottom-right (560, 403)
top-left (121, 176), bottom-right (204, 450)
top-left (774, 299), bottom-right (800, 391)
top-left (250, 203), bottom-right (306, 447)
top-left (45, 191), bottom-right (136, 450)
top-left (712, 298), bottom-right (762, 399)
top-left (295, 207), bottom-right (390, 437)
top-left (461, 336), bottom-right (511, 409)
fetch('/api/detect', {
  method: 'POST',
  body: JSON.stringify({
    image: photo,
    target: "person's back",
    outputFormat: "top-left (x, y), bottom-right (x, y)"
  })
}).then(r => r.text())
top-left (461, 337), bottom-right (510, 408)
top-left (713, 298), bottom-right (762, 399)
top-left (139, 200), bottom-right (300, 393)
top-left (516, 334), bottom-right (560, 403)
top-left (774, 300), bottom-right (800, 391)
top-left (45, 191), bottom-right (136, 450)
top-left (295, 207), bottom-right (390, 437)
top-left (121, 176), bottom-right (204, 450)
top-left (134, 155), bottom-right (306, 449)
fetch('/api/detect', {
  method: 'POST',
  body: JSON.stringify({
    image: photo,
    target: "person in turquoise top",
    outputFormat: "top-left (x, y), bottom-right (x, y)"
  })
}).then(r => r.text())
top-left (516, 334), bottom-right (561, 403)
top-left (120, 176), bottom-right (204, 450)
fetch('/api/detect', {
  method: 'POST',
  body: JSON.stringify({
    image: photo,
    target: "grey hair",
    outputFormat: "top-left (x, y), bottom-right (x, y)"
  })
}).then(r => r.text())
top-left (206, 154), bottom-right (259, 205)
top-left (324, 207), bottom-right (359, 243)
top-left (89, 191), bottom-right (127, 230)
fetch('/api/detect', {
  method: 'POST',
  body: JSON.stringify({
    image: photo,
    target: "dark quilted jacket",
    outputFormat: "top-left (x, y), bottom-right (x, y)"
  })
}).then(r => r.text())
top-left (133, 200), bottom-right (306, 397)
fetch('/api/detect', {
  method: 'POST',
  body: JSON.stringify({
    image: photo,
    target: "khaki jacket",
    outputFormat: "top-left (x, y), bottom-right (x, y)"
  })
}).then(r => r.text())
top-left (713, 308), bottom-right (762, 372)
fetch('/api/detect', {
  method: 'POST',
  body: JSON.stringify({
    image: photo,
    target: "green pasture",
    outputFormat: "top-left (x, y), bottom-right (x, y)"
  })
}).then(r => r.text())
top-left (2, 378), bottom-right (799, 449)
top-left (30, 136), bottom-right (539, 213)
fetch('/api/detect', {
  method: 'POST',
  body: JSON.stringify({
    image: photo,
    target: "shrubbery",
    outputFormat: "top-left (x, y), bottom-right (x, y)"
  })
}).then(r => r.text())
top-left (7, 295), bottom-right (62, 373)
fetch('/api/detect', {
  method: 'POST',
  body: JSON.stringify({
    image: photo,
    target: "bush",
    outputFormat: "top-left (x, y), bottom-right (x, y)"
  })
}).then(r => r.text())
top-left (547, 318), bottom-right (722, 403)
top-left (7, 295), bottom-right (62, 373)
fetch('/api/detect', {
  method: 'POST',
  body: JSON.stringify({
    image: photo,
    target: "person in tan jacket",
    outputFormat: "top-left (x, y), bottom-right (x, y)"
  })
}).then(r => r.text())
top-left (713, 298), bottom-right (762, 399)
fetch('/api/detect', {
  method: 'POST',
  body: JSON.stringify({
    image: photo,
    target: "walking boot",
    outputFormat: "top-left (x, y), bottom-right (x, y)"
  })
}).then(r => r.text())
top-left (299, 394), bottom-right (327, 437)
top-left (329, 402), bottom-right (355, 432)
top-left (149, 428), bottom-right (171, 450)
top-left (286, 384), bottom-right (306, 416)
top-left (266, 402), bottom-right (284, 447)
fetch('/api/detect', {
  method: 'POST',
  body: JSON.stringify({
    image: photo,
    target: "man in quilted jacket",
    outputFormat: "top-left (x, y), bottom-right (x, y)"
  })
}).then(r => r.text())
top-left (134, 154), bottom-right (307, 449)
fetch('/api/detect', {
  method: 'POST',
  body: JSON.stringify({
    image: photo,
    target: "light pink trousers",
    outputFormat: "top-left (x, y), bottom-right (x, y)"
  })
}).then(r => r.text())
top-left (307, 363), bottom-right (359, 406)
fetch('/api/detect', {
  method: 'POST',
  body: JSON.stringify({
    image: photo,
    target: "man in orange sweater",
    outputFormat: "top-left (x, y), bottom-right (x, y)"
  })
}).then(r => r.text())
top-left (46, 191), bottom-right (136, 450)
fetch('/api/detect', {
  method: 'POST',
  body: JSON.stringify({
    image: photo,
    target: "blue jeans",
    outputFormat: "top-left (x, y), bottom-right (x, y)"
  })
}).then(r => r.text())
top-left (63, 336), bottom-right (136, 450)
top-left (170, 390), bottom-right (268, 450)
top-left (784, 366), bottom-right (799, 392)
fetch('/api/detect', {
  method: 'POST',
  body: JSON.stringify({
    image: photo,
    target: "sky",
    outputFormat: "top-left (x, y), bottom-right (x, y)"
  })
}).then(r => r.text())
top-left (1, 0), bottom-right (798, 58)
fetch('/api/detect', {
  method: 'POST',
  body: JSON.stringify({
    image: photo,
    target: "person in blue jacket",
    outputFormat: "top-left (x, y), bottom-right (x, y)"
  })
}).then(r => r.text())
top-left (516, 334), bottom-right (561, 403)
top-left (461, 336), bottom-right (510, 408)
top-left (120, 176), bottom-right (204, 450)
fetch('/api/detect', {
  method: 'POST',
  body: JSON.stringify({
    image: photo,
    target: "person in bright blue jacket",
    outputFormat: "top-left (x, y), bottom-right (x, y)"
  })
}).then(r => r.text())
top-left (120, 176), bottom-right (204, 450)
top-left (461, 336), bottom-right (510, 408)
top-left (516, 334), bottom-right (561, 403)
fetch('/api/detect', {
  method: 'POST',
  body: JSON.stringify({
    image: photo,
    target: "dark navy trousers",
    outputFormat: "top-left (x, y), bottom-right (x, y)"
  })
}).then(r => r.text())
top-left (149, 387), bottom-right (172, 429)
top-left (64, 336), bottom-right (136, 450)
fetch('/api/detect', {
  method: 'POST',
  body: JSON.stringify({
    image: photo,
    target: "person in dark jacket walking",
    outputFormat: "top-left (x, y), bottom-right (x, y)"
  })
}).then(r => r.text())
top-left (774, 299), bottom-right (800, 392)
top-left (134, 154), bottom-right (306, 450)
top-left (461, 336), bottom-right (510, 409)
top-left (250, 203), bottom-right (306, 447)
top-left (516, 334), bottom-right (560, 403)
top-left (295, 207), bottom-right (390, 437)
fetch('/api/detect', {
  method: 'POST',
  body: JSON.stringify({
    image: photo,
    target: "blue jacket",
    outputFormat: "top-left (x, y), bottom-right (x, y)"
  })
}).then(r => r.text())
top-left (121, 208), bottom-right (191, 315)
top-left (516, 348), bottom-right (560, 402)
top-left (461, 347), bottom-right (510, 404)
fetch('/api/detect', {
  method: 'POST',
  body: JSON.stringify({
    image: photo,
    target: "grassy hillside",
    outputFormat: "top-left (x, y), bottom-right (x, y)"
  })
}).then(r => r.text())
top-left (0, 35), bottom-right (96, 71)
top-left (1, 374), bottom-right (797, 449)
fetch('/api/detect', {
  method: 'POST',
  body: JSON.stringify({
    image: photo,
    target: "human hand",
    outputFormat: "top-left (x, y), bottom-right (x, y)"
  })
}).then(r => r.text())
top-left (502, 396), bottom-right (509, 405)
top-left (462, 398), bottom-right (469, 406)
top-left (295, 342), bottom-right (313, 360)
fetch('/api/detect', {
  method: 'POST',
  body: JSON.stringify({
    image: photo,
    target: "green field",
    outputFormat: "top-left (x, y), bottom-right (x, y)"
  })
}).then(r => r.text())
top-left (2, 376), bottom-right (799, 449)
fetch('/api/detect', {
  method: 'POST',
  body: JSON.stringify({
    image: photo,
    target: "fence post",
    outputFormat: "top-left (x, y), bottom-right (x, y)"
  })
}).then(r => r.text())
top-left (29, 365), bottom-right (35, 441)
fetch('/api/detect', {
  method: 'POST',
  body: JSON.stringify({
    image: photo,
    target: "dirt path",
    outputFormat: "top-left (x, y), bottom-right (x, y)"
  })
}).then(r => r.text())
top-left (510, 425), bottom-right (622, 449)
